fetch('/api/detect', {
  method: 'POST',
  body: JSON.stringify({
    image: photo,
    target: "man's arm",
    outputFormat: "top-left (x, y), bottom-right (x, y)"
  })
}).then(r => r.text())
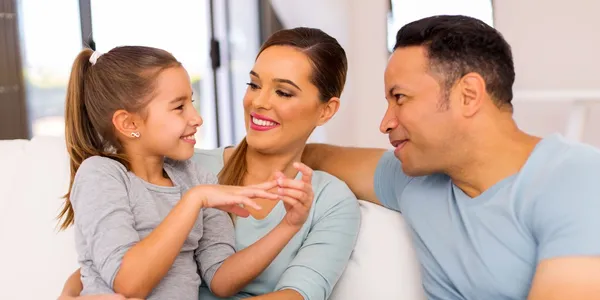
top-left (528, 257), bottom-right (600, 300)
top-left (302, 144), bottom-right (386, 204)
top-left (527, 152), bottom-right (600, 299)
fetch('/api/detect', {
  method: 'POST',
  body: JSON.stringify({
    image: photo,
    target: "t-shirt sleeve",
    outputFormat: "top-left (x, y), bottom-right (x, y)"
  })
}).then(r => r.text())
top-left (532, 151), bottom-right (600, 261)
top-left (274, 178), bottom-right (361, 300)
top-left (373, 150), bottom-right (413, 211)
top-left (195, 209), bottom-right (236, 290)
top-left (70, 156), bottom-right (140, 288)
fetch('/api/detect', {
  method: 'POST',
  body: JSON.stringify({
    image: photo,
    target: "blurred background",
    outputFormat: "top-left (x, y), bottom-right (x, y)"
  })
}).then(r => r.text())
top-left (1, 0), bottom-right (599, 149)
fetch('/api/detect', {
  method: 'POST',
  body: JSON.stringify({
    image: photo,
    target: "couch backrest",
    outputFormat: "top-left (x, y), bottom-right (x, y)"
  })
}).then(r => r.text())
top-left (0, 137), bottom-right (425, 300)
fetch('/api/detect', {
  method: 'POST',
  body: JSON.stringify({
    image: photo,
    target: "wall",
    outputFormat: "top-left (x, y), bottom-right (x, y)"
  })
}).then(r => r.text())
top-left (273, 0), bottom-right (600, 148)
top-left (494, 0), bottom-right (600, 147)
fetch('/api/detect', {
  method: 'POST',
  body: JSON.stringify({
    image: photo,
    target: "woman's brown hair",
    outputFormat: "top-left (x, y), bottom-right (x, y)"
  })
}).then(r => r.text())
top-left (218, 27), bottom-right (348, 188)
top-left (58, 46), bottom-right (181, 230)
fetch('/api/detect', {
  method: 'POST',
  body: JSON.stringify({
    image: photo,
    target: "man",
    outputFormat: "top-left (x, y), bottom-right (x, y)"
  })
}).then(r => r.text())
top-left (303, 15), bottom-right (600, 300)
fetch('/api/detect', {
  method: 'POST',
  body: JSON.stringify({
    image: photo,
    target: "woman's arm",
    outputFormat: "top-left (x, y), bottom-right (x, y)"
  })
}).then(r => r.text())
top-left (274, 177), bottom-right (361, 300)
top-left (249, 289), bottom-right (304, 300)
top-left (207, 163), bottom-right (317, 297)
top-left (60, 269), bottom-right (83, 297)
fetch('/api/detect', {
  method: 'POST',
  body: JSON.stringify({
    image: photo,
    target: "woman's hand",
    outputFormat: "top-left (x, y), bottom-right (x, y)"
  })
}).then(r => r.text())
top-left (188, 181), bottom-right (279, 217)
top-left (58, 295), bottom-right (144, 300)
top-left (275, 162), bottom-right (315, 228)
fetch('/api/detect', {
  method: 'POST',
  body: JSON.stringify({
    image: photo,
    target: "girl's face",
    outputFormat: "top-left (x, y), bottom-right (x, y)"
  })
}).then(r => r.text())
top-left (243, 45), bottom-right (338, 154)
top-left (133, 66), bottom-right (202, 160)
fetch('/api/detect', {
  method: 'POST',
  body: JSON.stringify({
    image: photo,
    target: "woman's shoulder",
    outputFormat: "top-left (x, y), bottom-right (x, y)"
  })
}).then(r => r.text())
top-left (191, 147), bottom-right (232, 175)
top-left (310, 170), bottom-right (360, 215)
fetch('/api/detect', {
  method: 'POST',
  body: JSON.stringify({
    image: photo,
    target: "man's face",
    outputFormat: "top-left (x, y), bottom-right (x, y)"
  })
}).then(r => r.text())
top-left (380, 46), bottom-right (462, 176)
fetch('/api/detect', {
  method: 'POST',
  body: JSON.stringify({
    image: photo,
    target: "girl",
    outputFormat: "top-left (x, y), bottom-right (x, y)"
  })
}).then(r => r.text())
top-left (59, 46), bottom-right (314, 300)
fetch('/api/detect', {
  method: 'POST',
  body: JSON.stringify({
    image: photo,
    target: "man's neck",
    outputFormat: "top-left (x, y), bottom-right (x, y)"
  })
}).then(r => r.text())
top-left (446, 119), bottom-right (541, 198)
top-left (244, 146), bottom-right (304, 185)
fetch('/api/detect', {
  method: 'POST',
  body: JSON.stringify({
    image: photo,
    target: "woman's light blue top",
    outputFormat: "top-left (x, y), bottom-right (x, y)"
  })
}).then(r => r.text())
top-left (194, 148), bottom-right (360, 300)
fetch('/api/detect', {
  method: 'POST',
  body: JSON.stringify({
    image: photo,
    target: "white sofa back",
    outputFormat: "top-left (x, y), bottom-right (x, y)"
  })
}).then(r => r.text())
top-left (0, 137), bottom-right (425, 300)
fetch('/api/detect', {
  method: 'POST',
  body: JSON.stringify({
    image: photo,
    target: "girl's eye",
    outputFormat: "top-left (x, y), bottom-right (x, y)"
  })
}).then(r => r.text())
top-left (276, 90), bottom-right (293, 98)
top-left (175, 105), bottom-right (184, 110)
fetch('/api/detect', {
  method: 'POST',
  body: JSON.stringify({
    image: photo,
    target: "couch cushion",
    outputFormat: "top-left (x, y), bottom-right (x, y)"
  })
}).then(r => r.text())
top-left (0, 137), bottom-right (79, 299)
top-left (330, 200), bottom-right (426, 300)
top-left (0, 137), bottom-right (425, 299)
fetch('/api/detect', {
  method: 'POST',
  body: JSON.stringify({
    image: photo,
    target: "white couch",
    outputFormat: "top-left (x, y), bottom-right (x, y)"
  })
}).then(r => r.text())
top-left (0, 137), bottom-right (426, 300)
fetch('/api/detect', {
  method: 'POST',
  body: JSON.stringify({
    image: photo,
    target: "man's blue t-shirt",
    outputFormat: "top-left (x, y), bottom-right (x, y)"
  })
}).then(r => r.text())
top-left (374, 134), bottom-right (600, 300)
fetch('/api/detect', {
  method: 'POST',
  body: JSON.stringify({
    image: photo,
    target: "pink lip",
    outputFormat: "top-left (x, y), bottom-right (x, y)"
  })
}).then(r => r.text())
top-left (391, 139), bottom-right (408, 155)
top-left (249, 112), bottom-right (280, 132)
top-left (181, 131), bottom-right (197, 145)
top-left (250, 112), bottom-right (279, 123)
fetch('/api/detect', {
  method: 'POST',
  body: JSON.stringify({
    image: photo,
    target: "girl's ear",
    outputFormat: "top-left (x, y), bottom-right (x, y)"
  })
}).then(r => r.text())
top-left (112, 110), bottom-right (140, 139)
top-left (316, 97), bottom-right (340, 126)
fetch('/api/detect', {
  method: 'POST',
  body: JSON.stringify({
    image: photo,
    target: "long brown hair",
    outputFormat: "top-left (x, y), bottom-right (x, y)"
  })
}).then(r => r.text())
top-left (218, 27), bottom-right (348, 187)
top-left (58, 46), bottom-right (181, 230)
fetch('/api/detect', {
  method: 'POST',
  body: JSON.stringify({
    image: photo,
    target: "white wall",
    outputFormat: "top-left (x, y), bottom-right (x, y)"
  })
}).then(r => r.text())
top-left (494, 0), bottom-right (600, 147)
top-left (273, 0), bottom-right (600, 148)
top-left (271, 0), bottom-right (391, 148)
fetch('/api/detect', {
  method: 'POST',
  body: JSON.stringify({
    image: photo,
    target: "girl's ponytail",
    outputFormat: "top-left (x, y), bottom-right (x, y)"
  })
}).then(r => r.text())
top-left (59, 49), bottom-right (98, 230)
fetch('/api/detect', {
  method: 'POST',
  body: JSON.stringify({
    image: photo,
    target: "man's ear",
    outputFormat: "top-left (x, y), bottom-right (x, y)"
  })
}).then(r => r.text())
top-left (316, 97), bottom-right (340, 126)
top-left (458, 72), bottom-right (486, 118)
top-left (112, 109), bottom-right (141, 139)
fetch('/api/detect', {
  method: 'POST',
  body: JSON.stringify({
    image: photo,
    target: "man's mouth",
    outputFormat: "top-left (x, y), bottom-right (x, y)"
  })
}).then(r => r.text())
top-left (391, 139), bottom-right (408, 149)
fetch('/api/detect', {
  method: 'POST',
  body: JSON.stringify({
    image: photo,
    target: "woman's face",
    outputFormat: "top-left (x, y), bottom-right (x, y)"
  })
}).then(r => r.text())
top-left (243, 45), bottom-right (339, 154)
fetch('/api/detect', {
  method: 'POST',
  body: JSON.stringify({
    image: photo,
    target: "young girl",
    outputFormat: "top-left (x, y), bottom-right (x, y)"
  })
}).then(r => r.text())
top-left (59, 46), bottom-right (315, 300)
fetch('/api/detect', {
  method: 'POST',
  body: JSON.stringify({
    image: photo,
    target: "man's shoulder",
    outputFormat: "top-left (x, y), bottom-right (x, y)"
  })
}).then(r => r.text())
top-left (539, 135), bottom-right (600, 179)
top-left (525, 135), bottom-right (600, 198)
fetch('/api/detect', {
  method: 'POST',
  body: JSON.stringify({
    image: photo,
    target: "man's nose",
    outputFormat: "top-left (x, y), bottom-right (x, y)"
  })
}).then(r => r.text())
top-left (379, 105), bottom-right (399, 134)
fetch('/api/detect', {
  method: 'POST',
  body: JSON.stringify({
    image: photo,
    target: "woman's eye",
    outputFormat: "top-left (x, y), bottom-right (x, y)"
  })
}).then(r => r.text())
top-left (246, 82), bottom-right (259, 90)
top-left (175, 105), bottom-right (184, 110)
top-left (276, 90), bottom-right (293, 98)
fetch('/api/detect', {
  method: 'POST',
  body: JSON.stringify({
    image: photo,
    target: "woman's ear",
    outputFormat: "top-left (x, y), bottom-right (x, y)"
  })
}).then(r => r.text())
top-left (112, 109), bottom-right (141, 139)
top-left (316, 97), bottom-right (340, 126)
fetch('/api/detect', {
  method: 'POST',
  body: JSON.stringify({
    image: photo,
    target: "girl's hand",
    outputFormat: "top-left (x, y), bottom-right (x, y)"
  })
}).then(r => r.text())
top-left (275, 162), bottom-right (315, 228)
top-left (189, 181), bottom-right (279, 217)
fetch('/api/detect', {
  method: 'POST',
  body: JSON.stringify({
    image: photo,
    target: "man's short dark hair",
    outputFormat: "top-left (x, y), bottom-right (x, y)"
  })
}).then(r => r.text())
top-left (394, 15), bottom-right (515, 108)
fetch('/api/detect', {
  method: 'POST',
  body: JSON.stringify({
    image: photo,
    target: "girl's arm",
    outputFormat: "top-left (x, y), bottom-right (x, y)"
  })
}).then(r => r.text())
top-left (73, 157), bottom-right (273, 299)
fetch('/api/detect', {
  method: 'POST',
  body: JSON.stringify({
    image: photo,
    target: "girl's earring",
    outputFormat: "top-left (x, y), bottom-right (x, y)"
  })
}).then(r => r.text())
top-left (131, 132), bottom-right (141, 138)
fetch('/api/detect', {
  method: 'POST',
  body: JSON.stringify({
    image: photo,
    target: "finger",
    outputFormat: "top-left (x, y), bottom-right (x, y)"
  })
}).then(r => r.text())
top-left (221, 205), bottom-right (250, 218)
top-left (239, 188), bottom-right (279, 200)
top-left (249, 180), bottom-right (278, 190)
top-left (279, 195), bottom-right (303, 208)
top-left (277, 187), bottom-right (308, 204)
top-left (293, 162), bottom-right (314, 183)
top-left (237, 196), bottom-right (263, 210)
top-left (276, 177), bottom-right (308, 191)
top-left (274, 171), bottom-right (286, 179)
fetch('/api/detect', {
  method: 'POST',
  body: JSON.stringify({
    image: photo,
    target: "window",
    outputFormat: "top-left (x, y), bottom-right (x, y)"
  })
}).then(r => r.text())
top-left (91, 0), bottom-right (217, 148)
top-left (18, 0), bottom-right (82, 137)
top-left (14, 0), bottom-right (261, 149)
top-left (387, 0), bottom-right (494, 52)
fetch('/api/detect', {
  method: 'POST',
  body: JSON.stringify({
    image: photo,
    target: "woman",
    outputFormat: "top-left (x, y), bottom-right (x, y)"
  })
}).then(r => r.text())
top-left (61, 27), bottom-right (360, 300)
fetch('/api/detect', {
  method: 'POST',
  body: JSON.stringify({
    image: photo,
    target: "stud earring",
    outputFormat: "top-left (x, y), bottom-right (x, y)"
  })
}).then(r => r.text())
top-left (130, 132), bottom-right (140, 138)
